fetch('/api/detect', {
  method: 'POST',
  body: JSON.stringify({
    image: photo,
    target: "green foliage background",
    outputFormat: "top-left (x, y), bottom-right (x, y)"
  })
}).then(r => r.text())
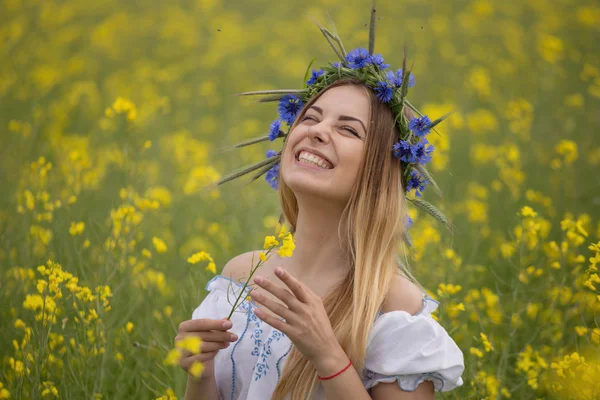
top-left (1, 0), bottom-right (599, 398)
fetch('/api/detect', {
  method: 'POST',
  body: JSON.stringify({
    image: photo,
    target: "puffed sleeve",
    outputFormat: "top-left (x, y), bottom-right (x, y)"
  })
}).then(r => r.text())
top-left (362, 295), bottom-right (465, 392)
top-left (191, 275), bottom-right (252, 320)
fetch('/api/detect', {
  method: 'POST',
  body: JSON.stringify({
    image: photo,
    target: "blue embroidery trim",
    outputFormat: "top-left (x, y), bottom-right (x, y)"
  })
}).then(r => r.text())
top-left (376, 292), bottom-right (439, 318)
top-left (254, 329), bottom-right (284, 381)
top-left (364, 370), bottom-right (446, 392)
top-left (229, 300), bottom-right (252, 400)
top-left (206, 275), bottom-right (251, 292)
top-left (276, 342), bottom-right (293, 382)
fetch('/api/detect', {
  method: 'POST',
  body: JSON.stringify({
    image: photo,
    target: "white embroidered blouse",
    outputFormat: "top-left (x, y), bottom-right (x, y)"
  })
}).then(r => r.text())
top-left (192, 276), bottom-right (465, 400)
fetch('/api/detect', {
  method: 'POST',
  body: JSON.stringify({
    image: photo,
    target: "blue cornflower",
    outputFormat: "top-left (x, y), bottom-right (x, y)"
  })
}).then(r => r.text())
top-left (278, 95), bottom-right (304, 125)
top-left (332, 62), bottom-right (342, 68)
top-left (265, 162), bottom-right (280, 190)
top-left (345, 48), bottom-right (371, 69)
top-left (306, 69), bottom-right (324, 86)
top-left (409, 115), bottom-right (432, 137)
top-left (413, 139), bottom-right (434, 164)
top-left (386, 69), bottom-right (416, 88)
top-left (406, 214), bottom-right (413, 229)
top-left (406, 170), bottom-right (428, 197)
top-left (268, 119), bottom-right (282, 141)
top-left (266, 149), bottom-right (278, 158)
top-left (392, 140), bottom-right (416, 163)
top-left (375, 81), bottom-right (394, 103)
top-left (369, 54), bottom-right (390, 70)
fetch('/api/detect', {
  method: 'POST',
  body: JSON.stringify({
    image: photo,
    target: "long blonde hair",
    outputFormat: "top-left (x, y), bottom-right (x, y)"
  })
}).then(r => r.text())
top-left (273, 78), bottom-right (418, 399)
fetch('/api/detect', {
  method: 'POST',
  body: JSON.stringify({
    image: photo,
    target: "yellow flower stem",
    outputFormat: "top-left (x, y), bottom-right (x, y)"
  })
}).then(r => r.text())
top-left (225, 246), bottom-right (276, 320)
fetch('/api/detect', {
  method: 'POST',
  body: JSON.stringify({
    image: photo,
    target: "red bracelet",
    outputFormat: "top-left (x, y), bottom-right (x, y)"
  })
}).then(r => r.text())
top-left (317, 359), bottom-right (353, 380)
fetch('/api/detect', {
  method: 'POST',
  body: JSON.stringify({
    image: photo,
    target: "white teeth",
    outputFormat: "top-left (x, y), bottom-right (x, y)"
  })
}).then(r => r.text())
top-left (298, 151), bottom-right (331, 169)
top-left (298, 151), bottom-right (330, 169)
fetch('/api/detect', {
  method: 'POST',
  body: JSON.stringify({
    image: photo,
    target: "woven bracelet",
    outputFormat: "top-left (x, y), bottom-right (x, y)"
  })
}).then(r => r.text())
top-left (317, 359), bottom-right (353, 381)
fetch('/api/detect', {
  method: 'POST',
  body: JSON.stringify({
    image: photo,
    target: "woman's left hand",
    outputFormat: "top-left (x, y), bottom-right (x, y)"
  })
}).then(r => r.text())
top-left (249, 266), bottom-right (348, 373)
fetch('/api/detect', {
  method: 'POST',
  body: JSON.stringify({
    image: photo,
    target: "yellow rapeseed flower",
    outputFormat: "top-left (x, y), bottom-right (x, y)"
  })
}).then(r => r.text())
top-left (176, 336), bottom-right (202, 354)
top-left (259, 252), bottom-right (267, 262)
top-left (520, 206), bottom-right (537, 218)
top-left (263, 235), bottom-right (279, 249)
top-left (480, 332), bottom-right (494, 352)
top-left (125, 322), bottom-right (134, 334)
top-left (152, 237), bottom-right (168, 253)
top-left (189, 361), bottom-right (205, 378)
top-left (277, 233), bottom-right (295, 258)
top-left (470, 347), bottom-right (484, 358)
top-left (187, 251), bottom-right (217, 274)
top-left (69, 221), bottom-right (85, 236)
top-left (155, 388), bottom-right (177, 400)
top-left (163, 349), bottom-right (181, 366)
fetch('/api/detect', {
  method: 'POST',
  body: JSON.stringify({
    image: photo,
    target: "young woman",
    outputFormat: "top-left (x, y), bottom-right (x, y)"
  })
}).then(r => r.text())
top-left (175, 78), bottom-right (465, 399)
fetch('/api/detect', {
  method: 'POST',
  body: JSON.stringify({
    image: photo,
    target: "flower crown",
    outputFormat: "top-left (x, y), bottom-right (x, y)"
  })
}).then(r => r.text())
top-left (214, 6), bottom-right (454, 236)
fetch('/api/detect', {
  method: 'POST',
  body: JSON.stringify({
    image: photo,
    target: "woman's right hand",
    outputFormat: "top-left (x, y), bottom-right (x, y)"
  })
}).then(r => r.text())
top-left (175, 318), bottom-right (238, 381)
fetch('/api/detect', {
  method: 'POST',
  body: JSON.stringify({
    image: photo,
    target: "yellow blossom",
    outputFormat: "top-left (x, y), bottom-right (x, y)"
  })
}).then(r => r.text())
top-left (152, 237), bottom-right (168, 253)
top-left (480, 332), bottom-right (494, 352)
top-left (470, 347), bottom-right (484, 358)
top-left (520, 206), bottom-right (537, 218)
top-left (189, 361), bottom-right (205, 378)
top-left (125, 322), bottom-right (134, 334)
top-left (176, 336), bottom-right (202, 355)
top-left (263, 235), bottom-right (279, 249)
top-left (277, 233), bottom-right (295, 258)
top-left (163, 349), bottom-right (181, 366)
top-left (69, 221), bottom-right (85, 236)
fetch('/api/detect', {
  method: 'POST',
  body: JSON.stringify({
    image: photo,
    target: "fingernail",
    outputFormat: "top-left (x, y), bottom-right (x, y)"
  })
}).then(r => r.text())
top-left (275, 267), bottom-right (283, 276)
top-left (254, 276), bottom-right (263, 284)
top-left (222, 320), bottom-right (232, 329)
top-left (230, 334), bottom-right (238, 341)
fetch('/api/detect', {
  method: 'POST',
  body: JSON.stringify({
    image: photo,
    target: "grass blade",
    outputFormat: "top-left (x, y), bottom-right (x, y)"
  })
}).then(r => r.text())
top-left (369, 1), bottom-right (376, 55)
top-left (414, 164), bottom-right (442, 198)
top-left (407, 197), bottom-right (454, 233)
top-left (303, 58), bottom-right (317, 88)
top-left (237, 89), bottom-right (306, 96)
top-left (247, 159), bottom-right (279, 184)
top-left (205, 155), bottom-right (282, 189)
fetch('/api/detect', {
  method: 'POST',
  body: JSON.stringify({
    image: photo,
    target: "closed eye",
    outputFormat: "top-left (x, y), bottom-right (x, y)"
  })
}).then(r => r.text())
top-left (302, 115), bottom-right (362, 139)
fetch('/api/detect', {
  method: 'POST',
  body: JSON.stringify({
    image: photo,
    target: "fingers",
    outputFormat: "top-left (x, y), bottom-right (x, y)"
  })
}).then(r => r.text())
top-left (249, 290), bottom-right (293, 322)
top-left (253, 276), bottom-right (302, 311)
top-left (273, 267), bottom-right (310, 303)
top-left (178, 318), bottom-right (232, 333)
top-left (178, 340), bottom-right (231, 358)
top-left (253, 307), bottom-right (288, 334)
top-left (179, 351), bottom-right (219, 369)
top-left (198, 330), bottom-right (238, 342)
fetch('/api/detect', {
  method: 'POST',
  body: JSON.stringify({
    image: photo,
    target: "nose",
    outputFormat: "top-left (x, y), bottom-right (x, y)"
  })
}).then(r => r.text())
top-left (308, 122), bottom-right (330, 144)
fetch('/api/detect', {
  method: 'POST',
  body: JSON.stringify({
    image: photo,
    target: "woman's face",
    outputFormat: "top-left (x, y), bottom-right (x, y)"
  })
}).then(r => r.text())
top-left (281, 85), bottom-right (371, 205)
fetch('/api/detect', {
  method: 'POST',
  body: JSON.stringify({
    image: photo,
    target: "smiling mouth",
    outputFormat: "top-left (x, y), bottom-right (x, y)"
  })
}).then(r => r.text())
top-left (295, 150), bottom-right (334, 169)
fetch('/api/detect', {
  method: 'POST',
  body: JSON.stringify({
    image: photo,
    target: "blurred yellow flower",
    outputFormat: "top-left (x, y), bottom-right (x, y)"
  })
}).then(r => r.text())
top-left (470, 347), bottom-right (484, 358)
top-left (125, 322), bottom-right (134, 334)
top-left (187, 251), bottom-right (217, 274)
top-left (520, 206), bottom-right (537, 218)
top-left (480, 332), bottom-right (494, 352)
top-left (189, 361), bottom-right (205, 379)
top-left (163, 349), bottom-right (181, 366)
top-left (69, 221), bottom-right (85, 236)
top-left (176, 336), bottom-right (202, 355)
top-left (152, 237), bottom-right (168, 253)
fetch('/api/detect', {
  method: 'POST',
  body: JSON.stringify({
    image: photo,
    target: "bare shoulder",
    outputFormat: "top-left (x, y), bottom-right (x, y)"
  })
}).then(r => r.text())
top-left (220, 250), bottom-right (263, 281)
top-left (381, 273), bottom-right (426, 316)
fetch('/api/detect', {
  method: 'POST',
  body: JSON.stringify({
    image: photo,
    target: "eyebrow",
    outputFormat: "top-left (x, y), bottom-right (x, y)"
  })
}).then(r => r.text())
top-left (309, 106), bottom-right (367, 135)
